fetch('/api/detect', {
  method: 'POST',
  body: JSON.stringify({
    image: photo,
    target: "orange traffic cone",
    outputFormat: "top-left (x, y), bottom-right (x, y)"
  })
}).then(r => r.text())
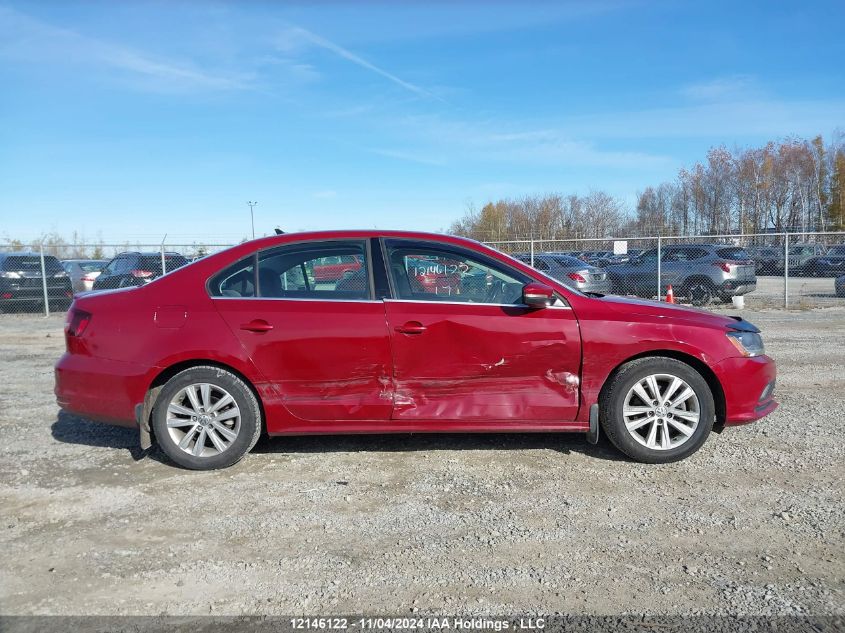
top-left (665, 285), bottom-right (675, 304)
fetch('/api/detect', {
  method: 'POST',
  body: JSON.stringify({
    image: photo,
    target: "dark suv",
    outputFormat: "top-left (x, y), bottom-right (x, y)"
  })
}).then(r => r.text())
top-left (93, 252), bottom-right (190, 290)
top-left (0, 252), bottom-right (74, 312)
top-left (606, 244), bottom-right (756, 306)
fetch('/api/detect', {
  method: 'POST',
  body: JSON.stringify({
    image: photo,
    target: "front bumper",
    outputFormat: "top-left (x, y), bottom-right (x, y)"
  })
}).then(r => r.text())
top-left (54, 352), bottom-right (151, 427)
top-left (713, 354), bottom-right (777, 425)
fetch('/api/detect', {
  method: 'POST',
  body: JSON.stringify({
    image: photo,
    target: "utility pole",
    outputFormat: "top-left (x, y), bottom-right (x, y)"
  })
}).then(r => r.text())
top-left (247, 201), bottom-right (258, 239)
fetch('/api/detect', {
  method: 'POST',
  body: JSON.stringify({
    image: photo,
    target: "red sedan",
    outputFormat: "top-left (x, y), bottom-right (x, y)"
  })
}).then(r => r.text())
top-left (55, 231), bottom-right (777, 470)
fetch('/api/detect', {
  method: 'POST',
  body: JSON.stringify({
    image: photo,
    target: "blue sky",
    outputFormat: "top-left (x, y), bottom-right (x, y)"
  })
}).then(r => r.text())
top-left (1, 1), bottom-right (843, 243)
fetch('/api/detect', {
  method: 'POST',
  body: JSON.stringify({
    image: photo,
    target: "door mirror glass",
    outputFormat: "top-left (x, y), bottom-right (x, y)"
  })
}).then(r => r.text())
top-left (522, 282), bottom-right (554, 308)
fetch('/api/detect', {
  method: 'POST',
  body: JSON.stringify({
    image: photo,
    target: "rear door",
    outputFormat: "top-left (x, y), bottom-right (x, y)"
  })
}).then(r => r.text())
top-left (211, 239), bottom-right (393, 423)
top-left (382, 239), bottom-right (581, 422)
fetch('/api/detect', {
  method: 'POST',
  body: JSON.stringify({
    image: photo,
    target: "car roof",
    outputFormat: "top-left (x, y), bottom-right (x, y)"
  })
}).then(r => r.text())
top-left (113, 251), bottom-right (189, 257)
top-left (238, 230), bottom-right (484, 251)
top-left (63, 258), bottom-right (107, 262)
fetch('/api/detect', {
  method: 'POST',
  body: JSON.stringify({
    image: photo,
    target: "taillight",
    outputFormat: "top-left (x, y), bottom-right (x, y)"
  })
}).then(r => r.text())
top-left (568, 272), bottom-right (587, 283)
top-left (713, 261), bottom-right (732, 272)
top-left (66, 309), bottom-right (92, 337)
top-left (1, 292), bottom-right (11, 299)
top-left (81, 274), bottom-right (96, 282)
top-left (131, 269), bottom-right (154, 278)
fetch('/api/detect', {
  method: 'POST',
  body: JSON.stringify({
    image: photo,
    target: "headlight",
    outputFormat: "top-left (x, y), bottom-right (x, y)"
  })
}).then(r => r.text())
top-left (727, 331), bottom-right (765, 357)
top-left (0, 271), bottom-right (21, 279)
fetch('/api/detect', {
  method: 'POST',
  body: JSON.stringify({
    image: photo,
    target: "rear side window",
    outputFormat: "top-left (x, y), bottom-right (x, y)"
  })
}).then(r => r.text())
top-left (666, 248), bottom-right (708, 261)
top-left (210, 257), bottom-right (256, 298)
top-left (716, 247), bottom-right (749, 260)
top-left (78, 261), bottom-right (105, 272)
top-left (552, 255), bottom-right (584, 267)
top-left (256, 240), bottom-right (370, 300)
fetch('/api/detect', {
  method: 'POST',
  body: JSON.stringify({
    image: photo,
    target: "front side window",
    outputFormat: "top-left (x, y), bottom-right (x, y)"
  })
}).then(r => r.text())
top-left (257, 240), bottom-right (370, 300)
top-left (385, 241), bottom-right (527, 305)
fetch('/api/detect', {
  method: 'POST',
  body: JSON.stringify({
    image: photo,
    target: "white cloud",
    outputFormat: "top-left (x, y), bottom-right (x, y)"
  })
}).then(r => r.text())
top-left (0, 6), bottom-right (250, 92)
top-left (277, 25), bottom-right (442, 101)
top-left (681, 75), bottom-right (758, 102)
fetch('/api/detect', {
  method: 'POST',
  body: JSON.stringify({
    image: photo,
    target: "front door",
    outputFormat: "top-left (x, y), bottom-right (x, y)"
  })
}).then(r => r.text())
top-left (210, 239), bottom-right (393, 422)
top-left (382, 239), bottom-right (582, 422)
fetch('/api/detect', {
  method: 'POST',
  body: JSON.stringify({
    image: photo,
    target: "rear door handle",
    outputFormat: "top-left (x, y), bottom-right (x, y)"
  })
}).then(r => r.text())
top-left (240, 319), bottom-right (273, 333)
top-left (395, 321), bottom-right (426, 335)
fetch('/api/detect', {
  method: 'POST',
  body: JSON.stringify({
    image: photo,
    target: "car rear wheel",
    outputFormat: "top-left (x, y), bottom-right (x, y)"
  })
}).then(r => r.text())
top-left (600, 357), bottom-right (715, 463)
top-left (683, 279), bottom-right (715, 306)
top-left (151, 366), bottom-right (262, 470)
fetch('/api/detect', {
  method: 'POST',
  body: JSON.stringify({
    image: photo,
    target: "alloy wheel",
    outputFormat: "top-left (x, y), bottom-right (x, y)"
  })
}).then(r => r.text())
top-left (622, 373), bottom-right (700, 450)
top-left (166, 383), bottom-right (241, 457)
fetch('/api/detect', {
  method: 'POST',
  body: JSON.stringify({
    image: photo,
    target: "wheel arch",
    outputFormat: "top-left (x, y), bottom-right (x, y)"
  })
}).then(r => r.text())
top-left (141, 359), bottom-right (267, 445)
top-left (598, 350), bottom-right (726, 431)
top-left (680, 274), bottom-right (717, 290)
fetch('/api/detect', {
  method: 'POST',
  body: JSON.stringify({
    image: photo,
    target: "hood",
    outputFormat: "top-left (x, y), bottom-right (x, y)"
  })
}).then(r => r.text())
top-left (594, 294), bottom-right (757, 332)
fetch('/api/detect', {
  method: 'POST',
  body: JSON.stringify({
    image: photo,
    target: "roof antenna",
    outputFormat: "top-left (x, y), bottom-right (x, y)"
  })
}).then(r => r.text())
top-left (274, 227), bottom-right (285, 235)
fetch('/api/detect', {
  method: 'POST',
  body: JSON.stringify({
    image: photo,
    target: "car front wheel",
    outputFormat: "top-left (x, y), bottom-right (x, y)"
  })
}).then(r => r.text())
top-left (600, 357), bottom-right (715, 463)
top-left (151, 366), bottom-right (262, 470)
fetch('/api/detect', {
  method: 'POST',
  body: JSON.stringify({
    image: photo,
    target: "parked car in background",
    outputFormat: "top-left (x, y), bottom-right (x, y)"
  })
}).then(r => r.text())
top-left (93, 252), bottom-right (190, 290)
top-left (513, 252), bottom-right (611, 294)
top-left (62, 259), bottom-right (108, 293)
top-left (787, 243), bottom-right (826, 276)
top-left (311, 253), bottom-right (363, 282)
top-left (746, 246), bottom-right (784, 275)
top-left (804, 245), bottom-right (845, 277)
top-left (0, 252), bottom-right (73, 311)
top-left (55, 230), bottom-right (777, 470)
top-left (836, 274), bottom-right (845, 297)
top-left (606, 244), bottom-right (756, 306)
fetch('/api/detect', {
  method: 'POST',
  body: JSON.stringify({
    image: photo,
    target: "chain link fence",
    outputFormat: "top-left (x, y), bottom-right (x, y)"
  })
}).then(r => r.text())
top-left (0, 242), bottom-right (234, 315)
top-left (2, 232), bottom-right (844, 315)
top-left (485, 231), bottom-right (845, 310)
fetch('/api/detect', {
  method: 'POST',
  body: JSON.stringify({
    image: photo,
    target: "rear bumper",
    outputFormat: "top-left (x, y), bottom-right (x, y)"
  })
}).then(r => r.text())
top-left (713, 354), bottom-right (778, 425)
top-left (0, 279), bottom-right (73, 302)
top-left (54, 352), bottom-right (151, 427)
top-left (577, 280), bottom-right (612, 294)
top-left (720, 280), bottom-right (757, 296)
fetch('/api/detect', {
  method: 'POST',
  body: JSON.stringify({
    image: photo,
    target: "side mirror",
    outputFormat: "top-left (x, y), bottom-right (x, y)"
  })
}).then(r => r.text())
top-left (523, 282), bottom-right (554, 308)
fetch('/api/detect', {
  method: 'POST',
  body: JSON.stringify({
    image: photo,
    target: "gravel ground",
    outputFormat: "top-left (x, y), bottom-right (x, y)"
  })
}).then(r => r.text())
top-left (0, 309), bottom-right (843, 617)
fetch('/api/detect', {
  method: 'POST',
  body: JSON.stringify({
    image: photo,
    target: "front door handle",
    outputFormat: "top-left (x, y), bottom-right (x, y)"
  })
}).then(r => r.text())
top-left (240, 319), bottom-right (273, 333)
top-left (395, 321), bottom-right (427, 335)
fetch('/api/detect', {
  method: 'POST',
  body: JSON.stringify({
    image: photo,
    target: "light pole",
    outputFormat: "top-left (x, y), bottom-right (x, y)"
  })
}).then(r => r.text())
top-left (247, 201), bottom-right (258, 239)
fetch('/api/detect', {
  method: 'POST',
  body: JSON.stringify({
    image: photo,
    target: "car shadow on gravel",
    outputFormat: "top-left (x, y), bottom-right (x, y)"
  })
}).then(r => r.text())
top-left (50, 412), bottom-right (630, 464)
top-left (251, 431), bottom-right (631, 463)
top-left (51, 411), bottom-right (154, 462)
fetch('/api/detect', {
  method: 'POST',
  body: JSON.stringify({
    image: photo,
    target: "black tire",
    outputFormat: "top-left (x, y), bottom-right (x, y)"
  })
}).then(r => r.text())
top-left (151, 366), bottom-right (262, 470)
top-left (684, 278), bottom-right (715, 306)
top-left (599, 357), bottom-right (715, 464)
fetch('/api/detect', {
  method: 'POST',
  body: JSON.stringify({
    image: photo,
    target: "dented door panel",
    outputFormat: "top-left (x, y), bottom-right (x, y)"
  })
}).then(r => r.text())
top-left (385, 301), bottom-right (581, 421)
top-left (215, 298), bottom-right (394, 422)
